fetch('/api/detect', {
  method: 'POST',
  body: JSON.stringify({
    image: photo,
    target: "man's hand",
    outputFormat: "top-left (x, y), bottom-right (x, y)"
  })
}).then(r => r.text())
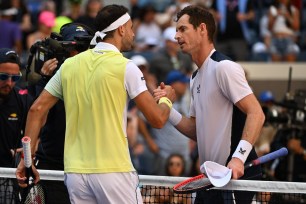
top-left (153, 82), bottom-right (176, 103)
top-left (15, 159), bottom-right (40, 188)
top-left (40, 58), bottom-right (58, 76)
top-left (227, 157), bottom-right (244, 179)
top-left (10, 148), bottom-right (23, 157)
top-left (287, 138), bottom-right (303, 155)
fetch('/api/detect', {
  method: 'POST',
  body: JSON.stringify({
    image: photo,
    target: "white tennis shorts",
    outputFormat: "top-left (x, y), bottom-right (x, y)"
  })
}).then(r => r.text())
top-left (64, 172), bottom-right (143, 204)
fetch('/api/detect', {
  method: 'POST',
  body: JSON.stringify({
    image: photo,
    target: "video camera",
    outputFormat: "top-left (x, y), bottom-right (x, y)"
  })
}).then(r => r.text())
top-left (27, 32), bottom-right (92, 75)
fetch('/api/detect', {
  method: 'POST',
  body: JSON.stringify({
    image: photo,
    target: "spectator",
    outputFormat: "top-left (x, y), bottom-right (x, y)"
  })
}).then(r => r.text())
top-left (63, 0), bottom-right (83, 21)
top-left (11, 0), bottom-right (32, 33)
top-left (75, 0), bottom-right (103, 31)
top-left (127, 114), bottom-right (144, 172)
top-left (149, 26), bottom-right (194, 84)
top-left (131, 54), bottom-right (157, 93)
top-left (271, 127), bottom-right (306, 182)
top-left (0, 48), bottom-right (33, 167)
top-left (26, 11), bottom-right (55, 49)
top-left (212, 0), bottom-right (256, 61)
top-left (134, 5), bottom-right (162, 52)
top-left (267, 0), bottom-right (300, 61)
top-left (0, 1), bottom-right (23, 54)
top-left (165, 153), bottom-right (186, 177)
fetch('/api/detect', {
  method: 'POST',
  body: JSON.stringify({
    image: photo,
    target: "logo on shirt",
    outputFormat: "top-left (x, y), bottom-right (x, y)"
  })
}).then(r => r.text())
top-left (197, 84), bottom-right (200, 93)
top-left (18, 89), bottom-right (28, 95)
top-left (239, 148), bottom-right (246, 155)
top-left (8, 113), bottom-right (18, 121)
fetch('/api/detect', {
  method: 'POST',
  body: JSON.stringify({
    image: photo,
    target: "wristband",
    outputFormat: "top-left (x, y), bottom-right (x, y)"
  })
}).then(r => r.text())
top-left (158, 97), bottom-right (172, 109)
top-left (232, 140), bottom-right (252, 163)
top-left (169, 108), bottom-right (182, 126)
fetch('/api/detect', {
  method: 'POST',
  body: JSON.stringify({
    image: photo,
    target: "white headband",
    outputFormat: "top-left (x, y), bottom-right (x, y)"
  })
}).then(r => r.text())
top-left (90, 13), bottom-right (131, 45)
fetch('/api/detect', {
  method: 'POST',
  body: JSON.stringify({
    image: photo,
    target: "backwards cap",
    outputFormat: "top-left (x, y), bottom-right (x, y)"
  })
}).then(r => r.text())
top-left (0, 48), bottom-right (21, 67)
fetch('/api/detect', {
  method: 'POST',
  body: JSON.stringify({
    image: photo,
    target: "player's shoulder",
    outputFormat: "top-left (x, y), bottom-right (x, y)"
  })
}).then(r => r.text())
top-left (211, 51), bottom-right (241, 72)
top-left (210, 51), bottom-right (232, 63)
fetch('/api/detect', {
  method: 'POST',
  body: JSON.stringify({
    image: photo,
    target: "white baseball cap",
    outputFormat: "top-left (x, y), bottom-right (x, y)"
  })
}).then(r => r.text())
top-left (163, 27), bottom-right (177, 42)
top-left (131, 55), bottom-right (148, 66)
top-left (200, 161), bottom-right (232, 187)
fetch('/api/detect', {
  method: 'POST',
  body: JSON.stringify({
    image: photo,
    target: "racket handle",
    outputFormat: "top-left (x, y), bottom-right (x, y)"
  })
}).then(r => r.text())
top-left (22, 136), bottom-right (32, 168)
top-left (244, 147), bottom-right (288, 169)
top-left (22, 136), bottom-right (34, 185)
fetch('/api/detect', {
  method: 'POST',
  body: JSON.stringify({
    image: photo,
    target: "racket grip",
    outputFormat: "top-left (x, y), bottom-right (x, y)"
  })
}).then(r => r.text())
top-left (245, 147), bottom-right (288, 169)
top-left (258, 147), bottom-right (288, 164)
top-left (22, 136), bottom-right (32, 168)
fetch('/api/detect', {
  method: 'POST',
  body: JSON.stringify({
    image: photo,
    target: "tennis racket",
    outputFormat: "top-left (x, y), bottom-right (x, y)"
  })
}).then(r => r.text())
top-left (21, 136), bottom-right (46, 204)
top-left (173, 147), bottom-right (288, 194)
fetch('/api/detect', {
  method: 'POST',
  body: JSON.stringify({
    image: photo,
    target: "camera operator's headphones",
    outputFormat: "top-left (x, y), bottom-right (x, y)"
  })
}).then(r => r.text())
top-left (58, 22), bottom-right (95, 52)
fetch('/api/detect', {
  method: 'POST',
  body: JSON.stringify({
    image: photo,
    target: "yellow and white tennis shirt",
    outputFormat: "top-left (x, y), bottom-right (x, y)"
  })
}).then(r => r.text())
top-left (45, 42), bottom-right (147, 173)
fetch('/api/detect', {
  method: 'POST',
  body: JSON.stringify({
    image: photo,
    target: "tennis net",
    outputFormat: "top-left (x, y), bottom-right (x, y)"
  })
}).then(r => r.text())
top-left (1, 168), bottom-right (306, 203)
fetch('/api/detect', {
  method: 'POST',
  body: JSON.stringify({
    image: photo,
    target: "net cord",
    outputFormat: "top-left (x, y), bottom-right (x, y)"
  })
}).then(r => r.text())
top-left (2, 168), bottom-right (306, 194)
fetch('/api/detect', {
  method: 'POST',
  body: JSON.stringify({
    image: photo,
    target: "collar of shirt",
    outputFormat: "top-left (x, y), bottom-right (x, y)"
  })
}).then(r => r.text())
top-left (94, 42), bottom-right (120, 53)
top-left (199, 48), bottom-right (216, 70)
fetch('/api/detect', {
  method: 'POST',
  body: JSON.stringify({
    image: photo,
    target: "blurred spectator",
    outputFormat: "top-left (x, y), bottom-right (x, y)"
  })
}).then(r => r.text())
top-left (194, 0), bottom-right (214, 9)
top-left (255, 91), bottom-right (279, 157)
top-left (62, 0), bottom-right (83, 21)
top-left (131, 55), bottom-right (157, 93)
top-left (189, 147), bottom-right (201, 176)
top-left (53, 16), bottom-right (72, 34)
top-left (149, 70), bottom-right (192, 176)
top-left (75, 0), bottom-right (103, 31)
top-left (11, 0), bottom-right (32, 33)
top-left (165, 153), bottom-right (186, 177)
top-left (212, 0), bottom-right (256, 61)
top-left (137, 0), bottom-right (173, 13)
top-left (271, 127), bottom-right (306, 182)
top-left (0, 1), bottom-right (23, 55)
top-left (149, 26), bottom-right (194, 84)
top-left (267, 0), bottom-right (300, 61)
top-left (251, 12), bottom-right (271, 61)
top-left (26, 10), bottom-right (55, 49)
top-left (40, 0), bottom-right (56, 14)
top-left (127, 114), bottom-right (144, 173)
top-left (134, 5), bottom-right (162, 52)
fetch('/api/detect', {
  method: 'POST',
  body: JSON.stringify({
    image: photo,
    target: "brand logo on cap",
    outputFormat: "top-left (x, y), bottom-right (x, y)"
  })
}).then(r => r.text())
top-left (5, 50), bottom-right (17, 56)
top-left (76, 26), bottom-right (86, 32)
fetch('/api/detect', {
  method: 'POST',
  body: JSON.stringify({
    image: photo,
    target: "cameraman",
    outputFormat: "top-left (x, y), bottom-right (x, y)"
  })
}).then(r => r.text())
top-left (32, 23), bottom-right (94, 204)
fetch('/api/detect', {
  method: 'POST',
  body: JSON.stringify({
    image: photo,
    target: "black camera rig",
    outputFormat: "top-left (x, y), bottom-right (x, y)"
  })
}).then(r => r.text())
top-left (26, 32), bottom-right (92, 76)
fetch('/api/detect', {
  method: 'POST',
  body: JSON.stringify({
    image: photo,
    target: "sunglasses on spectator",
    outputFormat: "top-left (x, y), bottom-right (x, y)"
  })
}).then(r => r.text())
top-left (0, 72), bottom-right (22, 82)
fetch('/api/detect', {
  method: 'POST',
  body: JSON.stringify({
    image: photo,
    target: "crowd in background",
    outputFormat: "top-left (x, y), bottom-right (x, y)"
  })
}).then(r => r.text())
top-left (1, 0), bottom-right (306, 182)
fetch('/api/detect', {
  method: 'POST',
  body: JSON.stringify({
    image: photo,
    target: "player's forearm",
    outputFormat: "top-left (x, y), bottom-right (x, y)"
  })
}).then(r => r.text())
top-left (25, 105), bottom-right (48, 155)
top-left (169, 108), bottom-right (197, 141)
top-left (175, 116), bottom-right (197, 141)
top-left (241, 110), bottom-right (265, 145)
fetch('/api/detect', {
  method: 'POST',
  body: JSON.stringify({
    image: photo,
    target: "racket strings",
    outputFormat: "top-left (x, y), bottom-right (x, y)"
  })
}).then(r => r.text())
top-left (183, 179), bottom-right (204, 190)
top-left (24, 184), bottom-right (46, 204)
